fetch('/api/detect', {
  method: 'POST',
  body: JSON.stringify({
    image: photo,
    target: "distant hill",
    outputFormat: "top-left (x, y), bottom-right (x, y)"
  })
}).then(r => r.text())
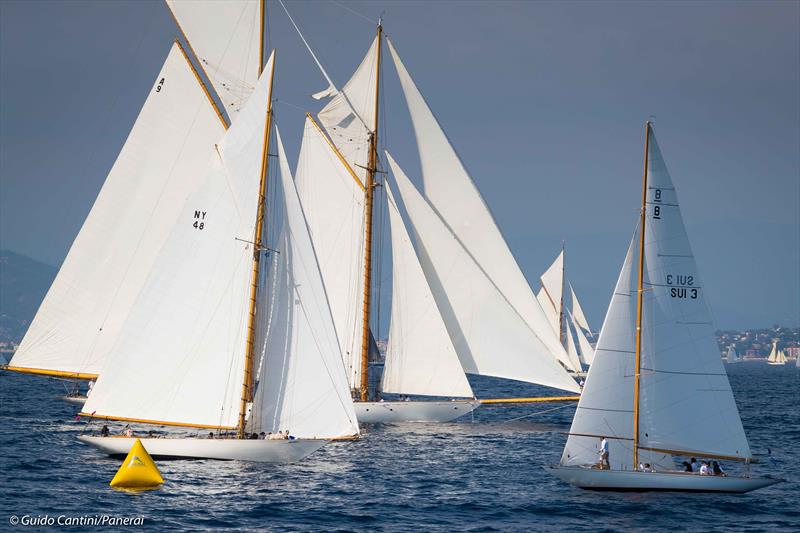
top-left (0, 250), bottom-right (56, 343)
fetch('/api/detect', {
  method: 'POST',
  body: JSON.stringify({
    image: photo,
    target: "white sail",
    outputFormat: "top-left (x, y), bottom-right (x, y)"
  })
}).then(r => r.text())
top-left (294, 117), bottom-right (366, 390)
top-left (386, 152), bottom-right (580, 394)
top-left (248, 129), bottom-right (359, 439)
top-left (9, 44), bottom-right (225, 378)
top-left (540, 250), bottom-right (565, 335)
top-left (82, 53), bottom-right (276, 429)
top-left (565, 320), bottom-right (580, 371)
top-left (570, 309), bottom-right (596, 366)
top-left (317, 36), bottom-right (379, 183)
top-left (775, 349), bottom-right (788, 364)
top-left (386, 39), bottom-right (571, 373)
top-left (165, 0), bottom-right (262, 118)
top-left (726, 345), bottom-right (737, 364)
top-left (569, 282), bottom-right (592, 333)
top-left (381, 185), bottom-right (473, 398)
top-left (638, 127), bottom-right (750, 460)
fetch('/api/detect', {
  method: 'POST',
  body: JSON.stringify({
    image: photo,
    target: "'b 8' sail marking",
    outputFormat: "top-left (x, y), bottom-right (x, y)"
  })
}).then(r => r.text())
top-left (193, 210), bottom-right (206, 230)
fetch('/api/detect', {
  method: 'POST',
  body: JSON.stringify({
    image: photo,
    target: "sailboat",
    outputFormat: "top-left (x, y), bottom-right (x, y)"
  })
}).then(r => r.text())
top-left (536, 247), bottom-right (596, 373)
top-left (725, 345), bottom-right (741, 364)
top-left (766, 341), bottom-right (787, 365)
top-left (292, 21), bottom-right (580, 423)
top-left (548, 122), bottom-right (780, 492)
top-left (1, 0), bottom-right (264, 405)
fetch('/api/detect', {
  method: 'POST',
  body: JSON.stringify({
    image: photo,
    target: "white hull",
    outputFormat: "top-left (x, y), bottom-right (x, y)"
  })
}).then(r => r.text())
top-left (78, 435), bottom-right (328, 463)
top-left (547, 466), bottom-right (782, 493)
top-left (767, 362), bottom-right (785, 366)
top-left (354, 400), bottom-right (479, 423)
top-left (61, 396), bottom-right (87, 405)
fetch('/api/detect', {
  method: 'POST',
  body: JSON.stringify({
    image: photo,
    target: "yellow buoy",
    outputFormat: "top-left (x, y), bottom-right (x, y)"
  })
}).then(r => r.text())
top-left (109, 438), bottom-right (164, 490)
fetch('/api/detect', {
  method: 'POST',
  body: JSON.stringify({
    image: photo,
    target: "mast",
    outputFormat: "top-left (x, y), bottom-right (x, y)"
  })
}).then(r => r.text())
top-left (632, 121), bottom-right (651, 469)
top-left (358, 22), bottom-right (383, 401)
top-left (237, 41), bottom-right (275, 438)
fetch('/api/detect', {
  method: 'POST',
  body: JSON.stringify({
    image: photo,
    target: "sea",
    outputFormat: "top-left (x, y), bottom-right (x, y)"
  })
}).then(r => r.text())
top-left (0, 362), bottom-right (797, 532)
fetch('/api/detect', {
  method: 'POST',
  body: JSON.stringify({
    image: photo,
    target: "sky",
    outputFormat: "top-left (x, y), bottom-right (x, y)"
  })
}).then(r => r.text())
top-left (0, 0), bottom-right (798, 332)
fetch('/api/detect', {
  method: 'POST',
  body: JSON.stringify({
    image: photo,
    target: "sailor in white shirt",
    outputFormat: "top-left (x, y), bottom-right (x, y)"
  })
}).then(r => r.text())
top-left (599, 437), bottom-right (610, 469)
top-left (699, 461), bottom-right (711, 475)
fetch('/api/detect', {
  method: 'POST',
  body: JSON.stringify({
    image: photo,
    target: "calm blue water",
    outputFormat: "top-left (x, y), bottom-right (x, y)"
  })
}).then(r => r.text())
top-left (1, 363), bottom-right (798, 531)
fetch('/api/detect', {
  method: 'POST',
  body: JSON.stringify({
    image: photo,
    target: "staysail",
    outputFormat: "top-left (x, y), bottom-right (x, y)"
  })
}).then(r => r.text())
top-left (381, 184), bottom-right (473, 398)
top-left (637, 127), bottom-right (750, 461)
top-left (386, 39), bottom-right (571, 373)
top-left (387, 152), bottom-right (580, 394)
top-left (7, 43), bottom-right (226, 379)
top-left (165, 0), bottom-right (263, 119)
top-left (294, 116), bottom-right (366, 390)
top-left (248, 129), bottom-right (359, 439)
top-left (82, 53), bottom-right (276, 429)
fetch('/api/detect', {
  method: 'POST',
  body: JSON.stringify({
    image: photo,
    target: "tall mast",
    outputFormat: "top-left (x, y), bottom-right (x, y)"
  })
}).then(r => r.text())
top-left (358, 22), bottom-right (383, 401)
top-left (632, 121), bottom-right (651, 468)
top-left (237, 40), bottom-right (275, 438)
top-left (558, 241), bottom-right (565, 346)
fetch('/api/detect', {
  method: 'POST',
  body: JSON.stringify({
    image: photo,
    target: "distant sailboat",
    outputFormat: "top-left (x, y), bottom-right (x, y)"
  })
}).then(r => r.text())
top-left (726, 345), bottom-right (740, 364)
top-left (548, 122), bottom-right (780, 492)
top-left (536, 247), bottom-right (596, 373)
top-left (767, 341), bottom-right (787, 365)
top-left (292, 21), bottom-right (580, 423)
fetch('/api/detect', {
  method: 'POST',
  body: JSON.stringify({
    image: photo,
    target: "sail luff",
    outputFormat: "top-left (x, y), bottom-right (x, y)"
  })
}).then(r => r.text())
top-left (358, 24), bottom-right (382, 401)
top-left (632, 121), bottom-right (651, 469)
top-left (237, 50), bottom-right (276, 437)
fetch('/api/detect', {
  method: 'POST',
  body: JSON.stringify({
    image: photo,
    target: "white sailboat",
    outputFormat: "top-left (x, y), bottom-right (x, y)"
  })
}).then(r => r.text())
top-left (536, 247), bottom-right (596, 373)
top-left (2, 0), bottom-right (264, 404)
top-left (766, 341), bottom-right (787, 365)
top-left (725, 345), bottom-right (740, 364)
top-left (548, 123), bottom-right (780, 492)
top-left (294, 23), bottom-right (580, 423)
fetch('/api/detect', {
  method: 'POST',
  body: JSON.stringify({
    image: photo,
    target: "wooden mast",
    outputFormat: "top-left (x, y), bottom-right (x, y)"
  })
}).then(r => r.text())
top-left (632, 120), bottom-right (651, 468)
top-left (358, 22), bottom-right (383, 402)
top-left (237, 14), bottom-right (273, 438)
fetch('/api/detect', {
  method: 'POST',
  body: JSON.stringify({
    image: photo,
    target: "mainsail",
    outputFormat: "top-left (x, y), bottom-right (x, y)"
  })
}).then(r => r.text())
top-left (165, 0), bottom-right (263, 118)
top-left (248, 129), bottom-right (359, 438)
top-left (726, 345), bottom-right (738, 363)
top-left (387, 152), bottom-right (580, 394)
top-left (7, 43), bottom-right (225, 379)
top-left (381, 184), bottom-right (473, 398)
top-left (386, 38), bottom-right (571, 373)
top-left (638, 127), bottom-right (750, 460)
top-left (294, 117), bottom-right (366, 390)
top-left (82, 52), bottom-right (276, 429)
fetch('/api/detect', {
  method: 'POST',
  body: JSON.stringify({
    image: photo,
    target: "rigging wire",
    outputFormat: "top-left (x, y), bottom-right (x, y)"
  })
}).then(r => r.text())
top-left (330, 0), bottom-right (376, 25)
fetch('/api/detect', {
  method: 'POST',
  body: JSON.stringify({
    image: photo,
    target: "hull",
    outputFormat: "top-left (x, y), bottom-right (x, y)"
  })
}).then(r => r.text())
top-left (354, 400), bottom-right (479, 423)
top-left (78, 435), bottom-right (328, 463)
top-left (61, 395), bottom-right (87, 405)
top-left (767, 362), bottom-right (785, 366)
top-left (547, 466), bottom-right (782, 493)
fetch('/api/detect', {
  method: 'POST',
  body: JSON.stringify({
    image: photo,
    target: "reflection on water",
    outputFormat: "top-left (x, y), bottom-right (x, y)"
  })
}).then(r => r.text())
top-left (0, 364), bottom-right (797, 531)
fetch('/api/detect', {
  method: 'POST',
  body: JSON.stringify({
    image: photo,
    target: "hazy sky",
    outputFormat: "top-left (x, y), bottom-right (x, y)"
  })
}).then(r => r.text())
top-left (1, 0), bottom-right (798, 332)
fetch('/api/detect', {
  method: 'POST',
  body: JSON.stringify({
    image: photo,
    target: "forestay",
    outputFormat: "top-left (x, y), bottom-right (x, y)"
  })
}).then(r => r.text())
top-left (294, 117), bottom-right (366, 390)
top-left (82, 53), bottom-right (276, 429)
top-left (638, 129), bottom-right (750, 460)
top-left (381, 185), bottom-right (473, 398)
top-left (317, 36), bottom-right (379, 183)
top-left (248, 129), bottom-right (359, 439)
top-left (561, 227), bottom-right (671, 470)
top-left (9, 44), bottom-right (225, 378)
top-left (387, 153), bottom-right (580, 394)
top-left (386, 39), bottom-right (571, 372)
top-left (166, 0), bottom-right (262, 118)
